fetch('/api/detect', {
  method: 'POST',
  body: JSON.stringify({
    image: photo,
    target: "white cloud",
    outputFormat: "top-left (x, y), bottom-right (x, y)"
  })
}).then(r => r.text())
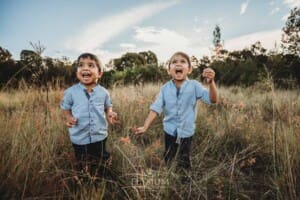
top-left (120, 43), bottom-right (137, 50)
top-left (283, 0), bottom-right (300, 8)
top-left (281, 0), bottom-right (300, 22)
top-left (134, 26), bottom-right (189, 46)
top-left (65, 1), bottom-right (179, 53)
top-left (270, 7), bottom-right (280, 15)
top-left (240, 0), bottom-right (249, 15)
top-left (225, 29), bottom-right (282, 51)
top-left (132, 26), bottom-right (210, 62)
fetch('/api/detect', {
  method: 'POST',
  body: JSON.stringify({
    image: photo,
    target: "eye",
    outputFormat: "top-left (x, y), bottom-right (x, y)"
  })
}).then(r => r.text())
top-left (88, 63), bottom-right (95, 68)
top-left (78, 63), bottom-right (84, 67)
top-left (171, 59), bottom-right (178, 64)
top-left (180, 59), bottom-right (187, 64)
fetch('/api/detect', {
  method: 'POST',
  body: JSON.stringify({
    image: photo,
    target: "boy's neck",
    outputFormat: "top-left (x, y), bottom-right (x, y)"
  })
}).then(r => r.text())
top-left (81, 83), bottom-right (97, 93)
top-left (173, 79), bottom-right (186, 88)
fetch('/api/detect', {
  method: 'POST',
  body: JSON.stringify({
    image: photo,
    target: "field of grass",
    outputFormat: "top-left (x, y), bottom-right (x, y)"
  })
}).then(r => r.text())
top-left (0, 82), bottom-right (299, 199)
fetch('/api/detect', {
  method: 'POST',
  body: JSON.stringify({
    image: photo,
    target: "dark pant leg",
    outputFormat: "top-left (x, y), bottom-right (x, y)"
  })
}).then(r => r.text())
top-left (163, 132), bottom-right (178, 165)
top-left (87, 138), bottom-right (110, 161)
top-left (72, 143), bottom-right (88, 172)
top-left (178, 137), bottom-right (192, 170)
top-left (72, 139), bottom-right (110, 174)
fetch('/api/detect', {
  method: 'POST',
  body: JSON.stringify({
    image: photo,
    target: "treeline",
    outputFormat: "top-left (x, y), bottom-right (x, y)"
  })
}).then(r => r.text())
top-left (0, 48), bottom-right (169, 89)
top-left (0, 43), bottom-right (299, 90)
top-left (202, 42), bottom-right (300, 88)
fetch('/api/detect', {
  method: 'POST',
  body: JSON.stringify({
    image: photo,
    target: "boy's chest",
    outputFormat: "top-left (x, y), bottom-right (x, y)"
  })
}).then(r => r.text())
top-left (73, 92), bottom-right (105, 106)
top-left (164, 87), bottom-right (196, 106)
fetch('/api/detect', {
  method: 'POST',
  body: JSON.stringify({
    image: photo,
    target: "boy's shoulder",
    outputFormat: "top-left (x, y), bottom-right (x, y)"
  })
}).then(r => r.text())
top-left (161, 80), bottom-right (173, 90)
top-left (185, 79), bottom-right (203, 87)
top-left (65, 83), bottom-right (81, 92)
top-left (187, 79), bottom-right (199, 83)
top-left (95, 84), bottom-right (110, 94)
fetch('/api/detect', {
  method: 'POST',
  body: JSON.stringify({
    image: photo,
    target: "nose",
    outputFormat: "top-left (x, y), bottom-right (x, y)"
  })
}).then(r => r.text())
top-left (80, 64), bottom-right (90, 70)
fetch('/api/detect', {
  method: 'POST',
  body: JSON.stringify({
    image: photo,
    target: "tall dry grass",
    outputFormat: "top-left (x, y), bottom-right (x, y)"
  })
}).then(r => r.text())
top-left (0, 82), bottom-right (299, 199)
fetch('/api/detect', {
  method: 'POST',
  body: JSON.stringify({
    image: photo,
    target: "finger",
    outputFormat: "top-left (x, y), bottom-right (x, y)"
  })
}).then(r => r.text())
top-left (66, 122), bottom-right (72, 127)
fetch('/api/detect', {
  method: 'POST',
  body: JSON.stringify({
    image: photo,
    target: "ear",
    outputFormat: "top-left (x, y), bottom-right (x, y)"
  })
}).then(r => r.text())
top-left (98, 71), bottom-right (103, 79)
top-left (167, 67), bottom-right (171, 75)
top-left (76, 70), bottom-right (81, 79)
top-left (188, 67), bottom-right (193, 74)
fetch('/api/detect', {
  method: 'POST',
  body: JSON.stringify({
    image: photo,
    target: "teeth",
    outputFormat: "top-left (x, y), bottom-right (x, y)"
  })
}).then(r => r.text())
top-left (82, 71), bottom-right (90, 76)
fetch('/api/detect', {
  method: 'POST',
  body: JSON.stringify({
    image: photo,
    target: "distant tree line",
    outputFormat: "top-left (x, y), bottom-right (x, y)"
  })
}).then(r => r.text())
top-left (0, 7), bottom-right (299, 90)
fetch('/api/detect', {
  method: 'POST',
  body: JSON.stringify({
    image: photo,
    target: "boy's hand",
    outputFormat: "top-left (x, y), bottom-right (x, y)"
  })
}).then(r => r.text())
top-left (66, 117), bottom-right (77, 127)
top-left (132, 126), bottom-right (147, 135)
top-left (202, 68), bottom-right (215, 84)
top-left (107, 111), bottom-right (118, 124)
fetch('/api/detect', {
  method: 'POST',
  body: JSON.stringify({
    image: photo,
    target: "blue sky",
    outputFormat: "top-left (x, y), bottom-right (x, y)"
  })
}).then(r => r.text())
top-left (1, 0), bottom-right (299, 64)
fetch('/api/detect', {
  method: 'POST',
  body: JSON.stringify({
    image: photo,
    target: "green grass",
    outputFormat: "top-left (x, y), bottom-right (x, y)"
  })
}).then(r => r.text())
top-left (0, 83), bottom-right (299, 199)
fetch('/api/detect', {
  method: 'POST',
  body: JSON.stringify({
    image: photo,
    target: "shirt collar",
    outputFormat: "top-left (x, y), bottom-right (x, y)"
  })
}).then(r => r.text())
top-left (170, 78), bottom-right (189, 88)
top-left (78, 82), bottom-right (99, 92)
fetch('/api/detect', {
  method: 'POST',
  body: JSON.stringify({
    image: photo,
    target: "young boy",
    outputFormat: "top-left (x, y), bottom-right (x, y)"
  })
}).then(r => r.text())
top-left (134, 51), bottom-right (218, 178)
top-left (61, 53), bottom-right (117, 175)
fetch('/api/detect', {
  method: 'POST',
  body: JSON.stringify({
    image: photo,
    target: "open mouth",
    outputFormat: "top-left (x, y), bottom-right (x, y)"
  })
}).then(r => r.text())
top-left (81, 71), bottom-right (91, 78)
top-left (175, 69), bottom-right (183, 74)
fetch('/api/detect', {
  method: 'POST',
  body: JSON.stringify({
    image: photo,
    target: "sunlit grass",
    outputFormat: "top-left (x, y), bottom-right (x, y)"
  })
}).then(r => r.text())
top-left (0, 83), bottom-right (299, 199)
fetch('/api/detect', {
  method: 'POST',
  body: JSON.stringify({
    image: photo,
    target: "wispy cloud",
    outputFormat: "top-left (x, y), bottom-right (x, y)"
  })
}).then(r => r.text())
top-left (281, 0), bottom-right (300, 21)
top-left (132, 26), bottom-right (210, 62)
top-left (65, 1), bottom-right (180, 53)
top-left (120, 43), bottom-right (136, 50)
top-left (270, 7), bottom-right (280, 15)
top-left (283, 0), bottom-right (300, 8)
top-left (240, 0), bottom-right (249, 15)
top-left (134, 26), bottom-right (189, 46)
top-left (225, 29), bottom-right (282, 51)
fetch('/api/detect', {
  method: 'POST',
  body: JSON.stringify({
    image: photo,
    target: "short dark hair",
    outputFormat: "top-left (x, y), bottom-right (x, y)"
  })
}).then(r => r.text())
top-left (168, 51), bottom-right (191, 69)
top-left (77, 53), bottom-right (102, 72)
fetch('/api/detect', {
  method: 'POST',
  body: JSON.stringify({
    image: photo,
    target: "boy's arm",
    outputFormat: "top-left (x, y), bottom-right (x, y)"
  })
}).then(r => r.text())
top-left (203, 68), bottom-right (218, 103)
top-left (209, 80), bottom-right (218, 103)
top-left (134, 110), bottom-right (158, 135)
top-left (63, 110), bottom-right (77, 127)
top-left (105, 107), bottom-right (118, 124)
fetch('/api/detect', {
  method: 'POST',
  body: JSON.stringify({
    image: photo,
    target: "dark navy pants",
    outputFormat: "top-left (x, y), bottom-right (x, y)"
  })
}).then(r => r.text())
top-left (163, 132), bottom-right (192, 170)
top-left (72, 138), bottom-right (110, 174)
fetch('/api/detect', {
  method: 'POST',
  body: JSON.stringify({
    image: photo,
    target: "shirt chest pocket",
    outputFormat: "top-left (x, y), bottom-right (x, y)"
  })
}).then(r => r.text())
top-left (94, 100), bottom-right (105, 112)
top-left (181, 90), bottom-right (196, 106)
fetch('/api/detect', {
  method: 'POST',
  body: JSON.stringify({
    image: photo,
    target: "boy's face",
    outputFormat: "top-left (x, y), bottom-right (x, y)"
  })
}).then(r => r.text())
top-left (76, 57), bottom-right (102, 86)
top-left (168, 54), bottom-right (192, 81)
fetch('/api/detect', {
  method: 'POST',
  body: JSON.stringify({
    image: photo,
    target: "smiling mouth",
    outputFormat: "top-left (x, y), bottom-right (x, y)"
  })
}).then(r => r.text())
top-left (81, 71), bottom-right (91, 78)
top-left (175, 69), bottom-right (183, 74)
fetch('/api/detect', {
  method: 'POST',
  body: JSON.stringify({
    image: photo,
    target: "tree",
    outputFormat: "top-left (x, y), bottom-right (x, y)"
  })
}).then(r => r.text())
top-left (213, 25), bottom-right (221, 47)
top-left (212, 25), bottom-right (225, 60)
top-left (113, 52), bottom-right (146, 71)
top-left (250, 41), bottom-right (267, 56)
top-left (0, 46), bottom-right (13, 63)
top-left (139, 51), bottom-right (158, 65)
top-left (20, 49), bottom-right (44, 86)
top-left (0, 46), bottom-right (18, 88)
top-left (190, 55), bottom-right (199, 68)
top-left (281, 7), bottom-right (300, 55)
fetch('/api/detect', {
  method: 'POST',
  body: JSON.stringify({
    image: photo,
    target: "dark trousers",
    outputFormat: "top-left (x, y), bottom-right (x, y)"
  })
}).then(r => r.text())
top-left (72, 138), bottom-right (110, 175)
top-left (163, 132), bottom-right (192, 170)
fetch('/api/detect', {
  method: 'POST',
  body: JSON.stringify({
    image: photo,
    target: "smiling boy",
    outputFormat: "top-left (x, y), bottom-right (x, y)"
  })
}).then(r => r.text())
top-left (61, 53), bottom-right (117, 175)
top-left (134, 51), bottom-right (218, 180)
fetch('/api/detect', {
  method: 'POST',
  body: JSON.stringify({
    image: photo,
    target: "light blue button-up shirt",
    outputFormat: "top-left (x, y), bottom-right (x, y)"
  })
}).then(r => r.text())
top-left (61, 83), bottom-right (112, 145)
top-left (150, 79), bottom-right (211, 138)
